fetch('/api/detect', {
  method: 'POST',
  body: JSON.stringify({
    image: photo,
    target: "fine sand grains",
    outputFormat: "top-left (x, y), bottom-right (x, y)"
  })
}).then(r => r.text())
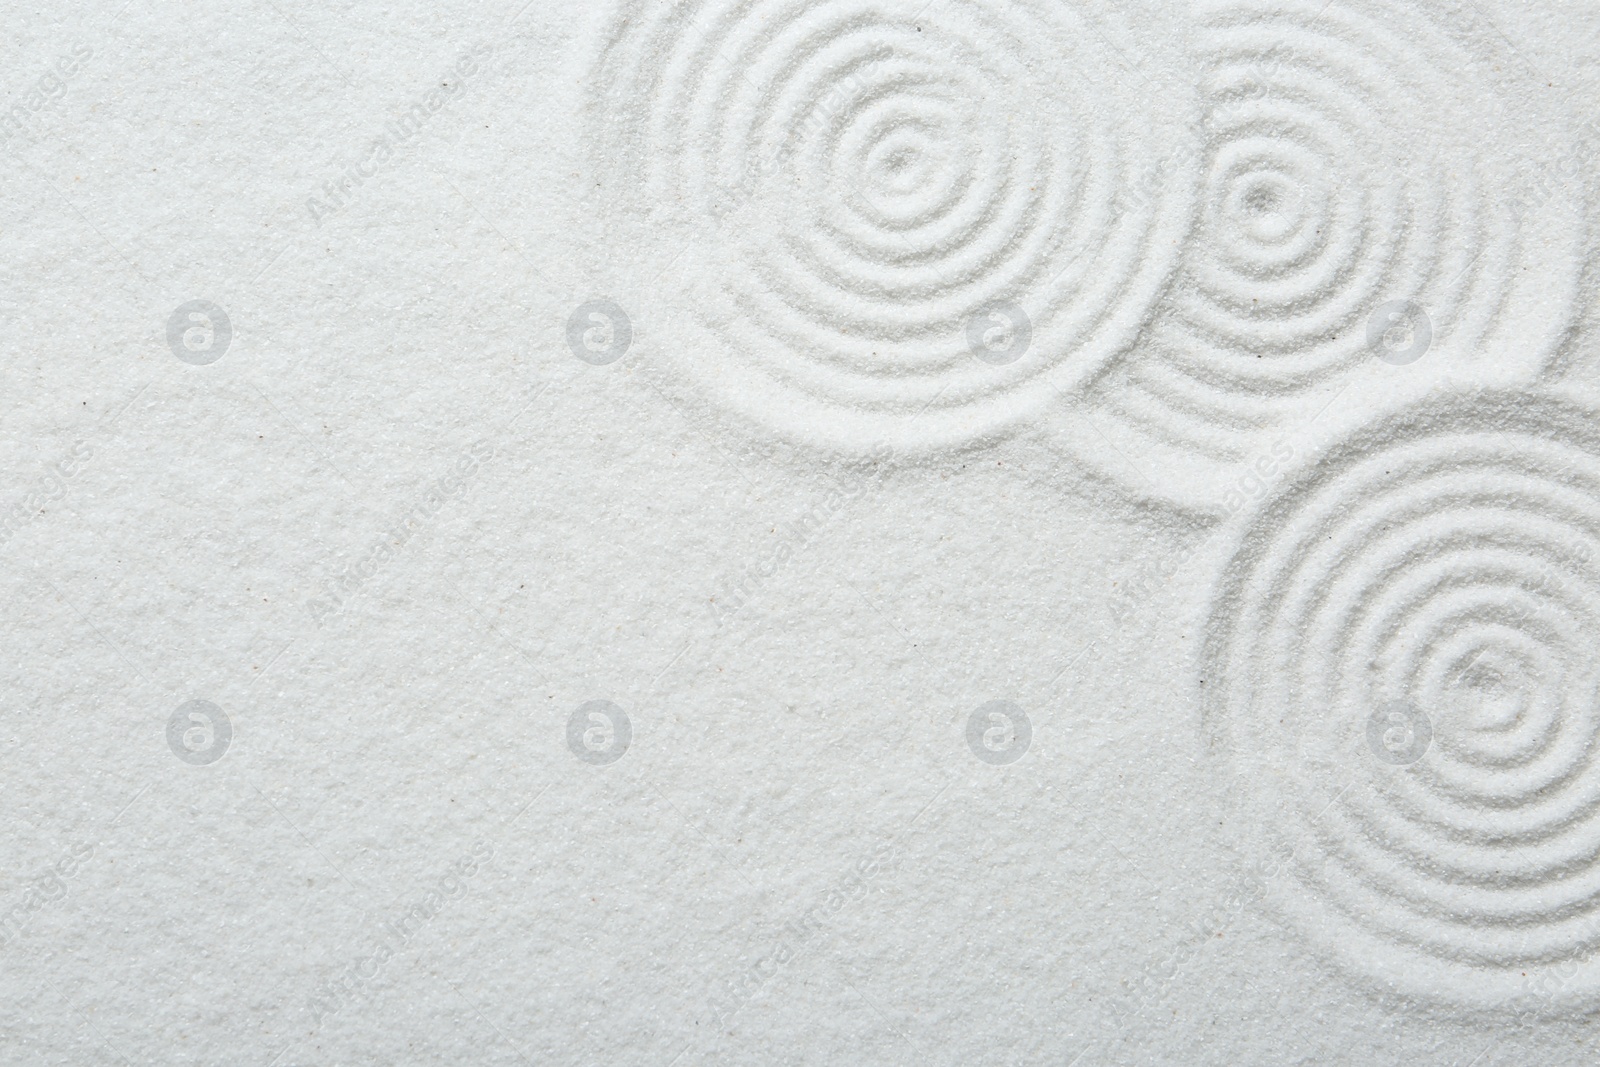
top-left (578, 0), bottom-right (1598, 1019)
top-left (1203, 393), bottom-right (1600, 1008)
top-left (585, 0), bottom-right (1200, 452)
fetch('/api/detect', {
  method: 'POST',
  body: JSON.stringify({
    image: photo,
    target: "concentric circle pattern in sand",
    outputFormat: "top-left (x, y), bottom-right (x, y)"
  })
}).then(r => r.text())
top-left (1204, 394), bottom-right (1600, 1006)
top-left (587, 0), bottom-right (1199, 452)
top-left (1079, 0), bottom-right (1584, 513)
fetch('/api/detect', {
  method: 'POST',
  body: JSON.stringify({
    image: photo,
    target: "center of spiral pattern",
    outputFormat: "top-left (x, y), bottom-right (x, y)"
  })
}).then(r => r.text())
top-left (1071, 0), bottom-right (1584, 515)
top-left (587, 0), bottom-right (1199, 452)
top-left (1205, 394), bottom-right (1600, 1007)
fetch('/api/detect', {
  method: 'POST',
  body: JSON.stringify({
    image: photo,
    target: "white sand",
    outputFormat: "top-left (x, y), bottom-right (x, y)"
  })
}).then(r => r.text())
top-left (1, 0), bottom-right (1597, 1063)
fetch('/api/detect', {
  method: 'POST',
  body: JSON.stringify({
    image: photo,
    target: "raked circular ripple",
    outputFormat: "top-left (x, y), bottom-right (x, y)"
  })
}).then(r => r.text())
top-left (1085, 0), bottom-right (1584, 510)
top-left (1204, 394), bottom-right (1600, 1007)
top-left (587, 0), bottom-right (1199, 452)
